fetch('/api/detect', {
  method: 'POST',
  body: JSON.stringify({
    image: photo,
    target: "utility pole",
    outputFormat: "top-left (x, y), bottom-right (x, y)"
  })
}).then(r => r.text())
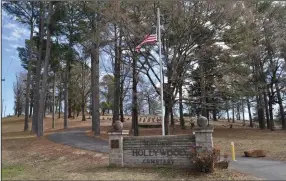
top-left (2, 99), bottom-right (4, 118)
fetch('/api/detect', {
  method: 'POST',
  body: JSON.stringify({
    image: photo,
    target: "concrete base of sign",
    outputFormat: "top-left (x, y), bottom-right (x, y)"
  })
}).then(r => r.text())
top-left (193, 126), bottom-right (214, 150)
top-left (108, 130), bottom-right (129, 166)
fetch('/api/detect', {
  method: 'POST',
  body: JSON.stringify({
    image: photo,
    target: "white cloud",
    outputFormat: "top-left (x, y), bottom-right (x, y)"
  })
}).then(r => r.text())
top-left (3, 36), bottom-right (17, 41)
top-left (9, 44), bottom-right (21, 49)
top-left (4, 48), bottom-right (12, 52)
top-left (3, 22), bottom-right (29, 41)
top-left (4, 22), bottom-right (18, 29)
top-left (2, 9), bottom-right (9, 18)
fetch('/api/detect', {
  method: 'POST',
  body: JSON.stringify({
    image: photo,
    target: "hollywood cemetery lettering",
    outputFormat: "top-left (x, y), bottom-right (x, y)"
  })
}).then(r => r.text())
top-left (122, 135), bottom-right (196, 166)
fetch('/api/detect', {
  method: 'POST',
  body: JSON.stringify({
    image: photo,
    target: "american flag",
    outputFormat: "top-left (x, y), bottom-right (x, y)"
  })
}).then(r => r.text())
top-left (135, 34), bottom-right (157, 53)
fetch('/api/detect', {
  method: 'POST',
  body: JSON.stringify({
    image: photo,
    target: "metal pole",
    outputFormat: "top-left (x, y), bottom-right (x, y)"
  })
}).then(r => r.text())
top-left (2, 99), bottom-right (4, 118)
top-left (157, 8), bottom-right (165, 136)
top-left (4, 105), bottom-right (6, 118)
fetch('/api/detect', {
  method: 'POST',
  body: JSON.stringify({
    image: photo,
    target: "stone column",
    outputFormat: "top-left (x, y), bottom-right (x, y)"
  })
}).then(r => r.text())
top-left (108, 130), bottom-right (129, 166)
top-left (193, 126), bottom-right (214, 150)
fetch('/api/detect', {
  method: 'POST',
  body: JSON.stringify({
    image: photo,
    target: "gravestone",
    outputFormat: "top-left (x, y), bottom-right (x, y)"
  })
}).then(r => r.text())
top-left (143, 118), bottom-right (146, 122)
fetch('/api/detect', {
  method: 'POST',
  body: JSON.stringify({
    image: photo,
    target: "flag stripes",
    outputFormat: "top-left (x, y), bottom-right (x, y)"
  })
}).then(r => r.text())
top-left (135, 34), bottom-right (157, 52)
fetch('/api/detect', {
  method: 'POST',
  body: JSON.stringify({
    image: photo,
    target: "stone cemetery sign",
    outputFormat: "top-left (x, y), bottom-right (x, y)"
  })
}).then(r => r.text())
top-left (123, 135), bottom-right (195, 167)
top-left (108, 117), bottom-right (214, 168)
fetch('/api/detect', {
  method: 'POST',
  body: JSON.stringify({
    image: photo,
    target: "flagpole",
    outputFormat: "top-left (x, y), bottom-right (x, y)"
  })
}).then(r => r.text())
top-left (157, 8), bottom-right (165, 136)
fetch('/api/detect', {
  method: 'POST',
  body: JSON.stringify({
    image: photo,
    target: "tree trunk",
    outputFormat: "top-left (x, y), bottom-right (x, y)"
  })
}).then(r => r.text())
top-left (263, 90), bottom-right (270, 129)
top-left (247, 98), bottom-right (253, 127)
top-left (170, 96), bottom-right (174, 128)
top-left (58, 87), bottom-right (61, 118)
top-left (240, 99), bottom-right (244, 123)
top-left (200, 66), bottom-right (207, 117)
top-left (73, 107), bottom-right (75, 119)
top-left (132, 56), bottom-right (138, 136)
top-left (49, 104), bottom-right (53, 113)
top-left (268, 86), bottom-right (274, 131)
top-left (55, 97), bottom-right (58, 113)
top-left (81, 101), bottom-right (86, 121)
top-left (24, 3), bottom-right (34, 131)
top-left (119, 29), bottom-right (124, 123)
top-left (52, 75), bottom-right (55, 129)
top-left (232, 101), bottom-right (235, 123)
top-left (164, 102), bottom-right (170, 135)
top-left (37, 2), bottom-right (53, 137)
top-left (32, 2), bottom-right (44, 134)
top-left (170, 105), bottom-right (174, 128)
top-left (44, 101), bottom-right (47, 118)
top-left (119, 63), bottom-right (125, 122)
top-left (257, 92), bottom-right (266, 129)
top-left (226, 109), bottom-right (230, 122)
top-left (213, 108), bottom-right (217, 121)
top-left (29, 92), bottom-right (33, 118)
top-left (236, 103), bottom-right (240, 120)
top-left (68, 98), bottom-right (72, 118)
top-left (275, 81), bottom-right (286, 129)
top-left (81, 61), bottom-right (86, 121)
top-left (64, 59), bottom-right (69, 129)
top-left (113, 24), bottom-right (120, 124)
top-left (179, 85), bottom-right (185, 129)
top-left (147, 95), bottom-right (151, 115)
top-left (64, 41), bottom-right (72, 128)
top-left (119, 95), bottom-right (124, 122)
top-left (91, 12), bottom-right (100, 135)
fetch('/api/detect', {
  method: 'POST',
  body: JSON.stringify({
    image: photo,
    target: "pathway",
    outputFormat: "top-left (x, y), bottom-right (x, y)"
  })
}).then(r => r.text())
top-left (47, 128), bottom-right (286, 180)
top-left (230, 156), bottom-right (286, 180)
top-left (47, 128), bottom-right (109, 153)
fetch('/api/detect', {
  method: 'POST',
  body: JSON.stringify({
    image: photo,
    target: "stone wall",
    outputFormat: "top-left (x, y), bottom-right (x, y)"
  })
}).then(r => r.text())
top-left (123, 135), bottom-right (196, 168)
top-left (108, 127), bottom-right (214, 168)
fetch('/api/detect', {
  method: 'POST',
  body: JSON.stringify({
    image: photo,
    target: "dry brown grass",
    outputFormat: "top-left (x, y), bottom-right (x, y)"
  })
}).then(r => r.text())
top-left (1, 116), bottom-right (263, 180)
top-left (213, 127), bottom-right (286, 161)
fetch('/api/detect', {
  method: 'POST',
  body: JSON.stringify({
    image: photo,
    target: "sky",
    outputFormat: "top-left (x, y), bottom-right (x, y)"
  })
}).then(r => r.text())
top-left (2, 9), bottom-right (30, 116)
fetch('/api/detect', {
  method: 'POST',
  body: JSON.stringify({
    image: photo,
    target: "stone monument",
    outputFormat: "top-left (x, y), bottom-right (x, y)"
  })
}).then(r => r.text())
top-left (113, 120), bottom-right (123, 131)
top-left (197, 116), bottom-right (208, 127)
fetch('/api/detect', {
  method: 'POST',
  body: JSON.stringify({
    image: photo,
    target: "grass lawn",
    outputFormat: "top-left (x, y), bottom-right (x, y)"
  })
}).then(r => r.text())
top-left (1, 115), bottom-right (274, 180)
